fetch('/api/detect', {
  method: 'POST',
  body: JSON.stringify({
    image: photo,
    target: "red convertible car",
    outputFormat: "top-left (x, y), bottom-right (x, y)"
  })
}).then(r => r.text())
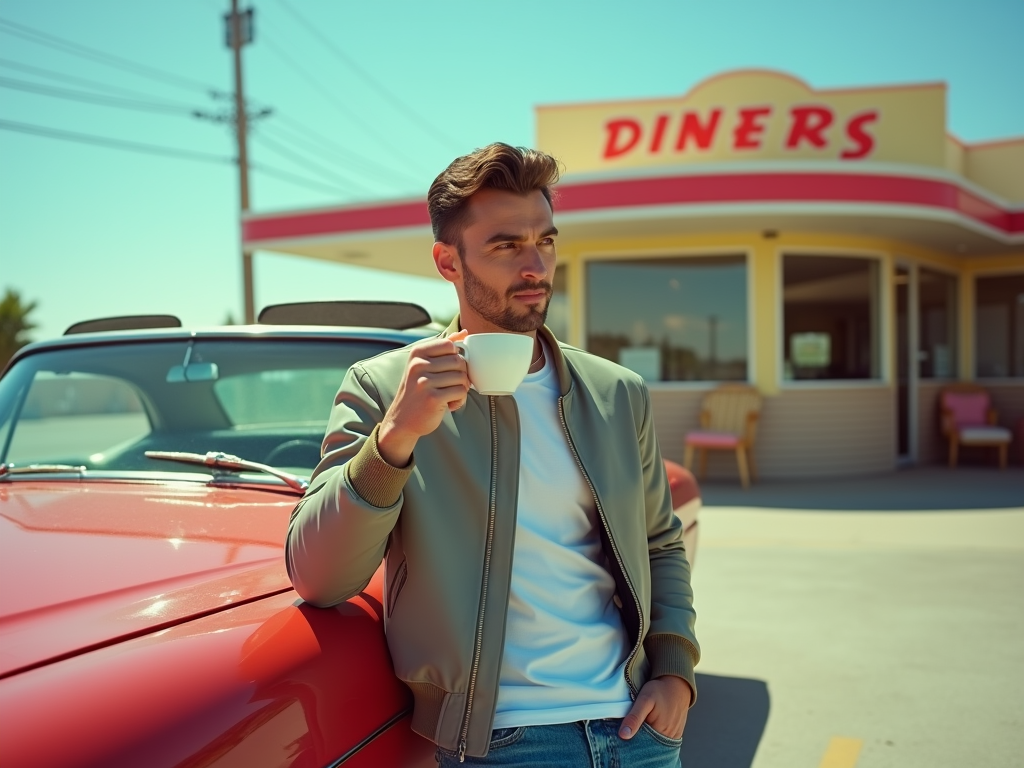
top-left (0, 303), bottom-right (699, 768)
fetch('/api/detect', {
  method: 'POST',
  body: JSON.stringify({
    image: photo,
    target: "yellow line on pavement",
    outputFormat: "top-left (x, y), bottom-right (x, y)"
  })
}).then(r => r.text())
top-left (818, 737), bottom-right (863, 768)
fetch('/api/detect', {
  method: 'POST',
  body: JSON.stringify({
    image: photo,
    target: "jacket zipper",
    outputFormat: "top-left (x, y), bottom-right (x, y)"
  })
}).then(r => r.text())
top-left (458, 396), bottom-right (499, 762)
top-left (557, 397), bottom-right (643, 698)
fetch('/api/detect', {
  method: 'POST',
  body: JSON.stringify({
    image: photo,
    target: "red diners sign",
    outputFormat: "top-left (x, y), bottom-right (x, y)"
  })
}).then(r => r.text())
top-left (603, 106), bottom-right (879, 160)
top-left (536, 70), bottom-right (948, 174)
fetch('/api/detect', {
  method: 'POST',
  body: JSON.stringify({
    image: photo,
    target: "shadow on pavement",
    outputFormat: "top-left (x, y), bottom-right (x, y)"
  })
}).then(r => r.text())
top-left (699, 466), bottom-right (1024, 511)
top-left (680, 673), bottom-right (770, 768)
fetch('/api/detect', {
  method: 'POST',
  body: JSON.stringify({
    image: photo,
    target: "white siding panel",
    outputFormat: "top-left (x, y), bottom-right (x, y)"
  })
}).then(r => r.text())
top-left (651, 386), bottom-right (896, 479)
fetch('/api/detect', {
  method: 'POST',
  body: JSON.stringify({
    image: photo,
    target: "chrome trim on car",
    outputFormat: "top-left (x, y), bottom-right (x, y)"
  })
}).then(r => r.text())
top-left (145, 450), bottom-right (309, 492)
top-left (0, 468), bottom-right (308, 494)
top-left (324, 707), bottom-right (413, 768)
top-left (0, 463), bottom-right (86, 479)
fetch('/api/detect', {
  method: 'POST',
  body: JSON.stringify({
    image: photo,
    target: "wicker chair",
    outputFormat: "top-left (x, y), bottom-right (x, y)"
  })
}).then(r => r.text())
top-left (683, 384), bottom-right (762, 488)
top-left (939, 384), bottom-right (1012, 469)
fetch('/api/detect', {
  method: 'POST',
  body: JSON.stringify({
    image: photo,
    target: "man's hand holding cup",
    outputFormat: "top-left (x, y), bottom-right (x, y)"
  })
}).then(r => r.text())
top-left (377, 329), bottom-right (470, 467)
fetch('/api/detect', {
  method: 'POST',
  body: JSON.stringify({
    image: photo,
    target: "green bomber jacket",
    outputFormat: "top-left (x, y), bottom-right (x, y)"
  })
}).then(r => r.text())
top-left (285, 321), bottom-right (700, 759)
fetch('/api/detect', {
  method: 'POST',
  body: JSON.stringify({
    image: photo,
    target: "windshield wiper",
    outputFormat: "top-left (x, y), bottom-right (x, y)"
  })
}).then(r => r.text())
top-left (144, 451), bottom-right (308, 492)
top-left (0, 463), bottom-right (87, 480)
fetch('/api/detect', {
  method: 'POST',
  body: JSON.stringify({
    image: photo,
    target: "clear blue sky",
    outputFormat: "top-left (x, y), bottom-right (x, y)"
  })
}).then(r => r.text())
top-left (2, 0), bottom-right (1022, 341)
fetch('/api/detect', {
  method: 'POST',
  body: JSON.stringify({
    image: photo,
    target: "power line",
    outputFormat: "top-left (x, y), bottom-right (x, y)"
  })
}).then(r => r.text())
top-left (0, 56), bottom-right (272, 128)
top-left (259, 33), bottom-right (427, 171)
top-left (274, 0), bottom-right (460, 153)
top-left (252, 130), bottom-right (375, 195)
top-left (0, 56), bottom-right (162, 100)
top-left (0, 75), bottom-right (203, 115)
top-left (0, 30), bottom-right (362, 194)
top-left (193, 106), bottom-right (390, 198)
top-left (249, 161), bottom-right (356, 198)
top-left (0, 64), bottom-right (365, 194)
top-left (0, 15), bottom-right (397, 201)
top-left (0, 61), bottom-right (418, 196)
top-left (0, 14), bottom-right (428, 193)
top-left (272, 112), bottom-right (423, 185)
top-left (267, 114), bottom-right (423, 187)
top-left (0, 15), bottom-right (222, 96)
top-left (0, 117), bottom-right (234, 164)
top-left (0, 118), bottom-right (354, 198)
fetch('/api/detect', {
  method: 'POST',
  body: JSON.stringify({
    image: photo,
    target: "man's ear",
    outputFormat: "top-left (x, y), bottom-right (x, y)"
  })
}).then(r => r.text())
top-left (432, 241), bottom-right (461, 285)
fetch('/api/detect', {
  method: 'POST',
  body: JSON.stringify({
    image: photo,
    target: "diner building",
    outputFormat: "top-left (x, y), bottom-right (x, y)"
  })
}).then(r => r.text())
top-left (243, 70), bottom-right (1024, 478)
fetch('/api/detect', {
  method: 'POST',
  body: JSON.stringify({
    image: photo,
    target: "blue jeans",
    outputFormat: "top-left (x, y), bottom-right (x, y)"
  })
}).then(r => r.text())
top-left (436, 719), bottom-right (682, 767)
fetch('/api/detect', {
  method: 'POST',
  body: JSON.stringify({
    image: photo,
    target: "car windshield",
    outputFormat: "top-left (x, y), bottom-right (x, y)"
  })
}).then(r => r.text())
top-left (0, 338), bottom-right (396, 478)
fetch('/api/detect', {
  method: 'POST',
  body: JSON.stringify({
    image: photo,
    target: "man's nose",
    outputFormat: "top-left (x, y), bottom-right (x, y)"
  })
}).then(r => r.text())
top-left (520, 245), bottom-right (548, 280)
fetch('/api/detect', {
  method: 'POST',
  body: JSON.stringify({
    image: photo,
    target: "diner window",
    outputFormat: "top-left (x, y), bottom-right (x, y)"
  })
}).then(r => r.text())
top-left (546, 264), bottom-right (569, 341)
top-left (918, 268), bottom-right (958, 379)
top-left (975, 273), bottom-right (1024, 378)
top-left (783, 254), bottom-right (881, 380)
top-left (586, 256), bottom-right (748, 382)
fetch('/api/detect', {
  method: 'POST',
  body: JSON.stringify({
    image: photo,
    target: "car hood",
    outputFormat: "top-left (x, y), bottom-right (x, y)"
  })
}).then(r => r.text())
top-left (0, 480), bottom-right (297, 677)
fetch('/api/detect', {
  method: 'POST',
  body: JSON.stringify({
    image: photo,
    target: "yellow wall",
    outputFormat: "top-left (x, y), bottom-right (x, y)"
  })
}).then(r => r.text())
top-left (945, 136), bottom-right (966, 176)
top-left (965, 141), bottom-right (1024, 203)
top-left (750, 241), bottom-right (779, 394)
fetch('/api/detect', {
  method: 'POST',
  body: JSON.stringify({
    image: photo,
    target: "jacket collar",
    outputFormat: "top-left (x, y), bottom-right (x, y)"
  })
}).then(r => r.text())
top-left (441, 314), bottom-right (572, 397)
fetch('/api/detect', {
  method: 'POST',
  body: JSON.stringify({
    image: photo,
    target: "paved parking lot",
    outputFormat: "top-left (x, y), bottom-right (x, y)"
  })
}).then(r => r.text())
top-left (680, 468), bottom-right (1024, 768)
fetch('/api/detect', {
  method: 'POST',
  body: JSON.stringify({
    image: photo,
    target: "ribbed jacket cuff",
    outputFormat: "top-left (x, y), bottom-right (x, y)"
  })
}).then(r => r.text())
top-left (645, 633), bottom-right (699, 706)
top-left (346, 424), bottom-right (414, 509)
top-left (407, 681), bottom-right (448, 741)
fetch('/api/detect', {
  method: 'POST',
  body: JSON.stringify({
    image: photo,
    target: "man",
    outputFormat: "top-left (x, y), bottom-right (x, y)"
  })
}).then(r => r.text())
top-left (286, 143), bottom-right (699, 766)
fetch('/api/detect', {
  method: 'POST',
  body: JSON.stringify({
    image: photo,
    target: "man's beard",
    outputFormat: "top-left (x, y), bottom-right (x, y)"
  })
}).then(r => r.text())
top-left (461, 258), bottom-right (551, 333)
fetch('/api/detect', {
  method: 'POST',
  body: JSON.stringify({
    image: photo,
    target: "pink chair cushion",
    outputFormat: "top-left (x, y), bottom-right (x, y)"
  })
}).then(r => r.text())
top-left (942, 392), bottom-right (989, 427)
top-left (686, 431), bottom-right (741, 449)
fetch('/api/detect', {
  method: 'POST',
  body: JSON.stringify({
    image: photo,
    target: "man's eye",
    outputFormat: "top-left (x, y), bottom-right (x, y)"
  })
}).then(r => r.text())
top-left (540, 237), bottom-right (555, 246)
top-left (496, 242), bottom-right (517, 250)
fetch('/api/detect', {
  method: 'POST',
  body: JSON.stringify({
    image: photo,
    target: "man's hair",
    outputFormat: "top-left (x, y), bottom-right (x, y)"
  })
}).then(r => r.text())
top-left (427, 143), bottom-right (561, 249)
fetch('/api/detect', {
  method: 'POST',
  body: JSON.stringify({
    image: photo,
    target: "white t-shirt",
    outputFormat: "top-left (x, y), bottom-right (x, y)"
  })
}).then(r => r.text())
top-left (492, 340), bottom-right (633, 729)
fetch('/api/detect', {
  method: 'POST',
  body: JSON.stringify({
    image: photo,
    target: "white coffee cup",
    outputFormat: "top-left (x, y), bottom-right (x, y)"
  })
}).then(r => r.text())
top-left (453, 333), bottom-right (535, 396)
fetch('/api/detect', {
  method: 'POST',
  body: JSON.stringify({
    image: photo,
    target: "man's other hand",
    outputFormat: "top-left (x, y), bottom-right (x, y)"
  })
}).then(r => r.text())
top-left (377, 330), bottom-right (470, 467)
top-left (618, 675), bottom-right (693, 741)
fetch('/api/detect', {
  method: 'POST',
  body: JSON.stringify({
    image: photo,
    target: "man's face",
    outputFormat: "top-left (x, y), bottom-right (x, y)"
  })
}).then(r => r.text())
top-left (452, 188), bottom-right (557, 334)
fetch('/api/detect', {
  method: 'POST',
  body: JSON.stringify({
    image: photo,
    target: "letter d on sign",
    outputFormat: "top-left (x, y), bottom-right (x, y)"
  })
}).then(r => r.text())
top-left (603, 119), bottom-right (642, 159)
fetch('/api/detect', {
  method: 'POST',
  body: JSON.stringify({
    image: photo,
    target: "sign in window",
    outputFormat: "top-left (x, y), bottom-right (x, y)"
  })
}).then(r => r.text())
top-left (587, 256), bottom-right (748, 382)
top-left (783, 254), bottom-right (881, 380)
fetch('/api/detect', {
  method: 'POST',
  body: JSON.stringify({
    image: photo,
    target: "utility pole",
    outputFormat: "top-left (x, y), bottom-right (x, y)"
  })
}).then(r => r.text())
top-left (194, 4), bottom-right (268, 323)
top-left (227, 0), bottom-right (254, 323)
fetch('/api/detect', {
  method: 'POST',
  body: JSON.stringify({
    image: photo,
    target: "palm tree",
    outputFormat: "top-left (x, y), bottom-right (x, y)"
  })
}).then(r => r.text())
top-left (0, 289), bottom-right (38, 368)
